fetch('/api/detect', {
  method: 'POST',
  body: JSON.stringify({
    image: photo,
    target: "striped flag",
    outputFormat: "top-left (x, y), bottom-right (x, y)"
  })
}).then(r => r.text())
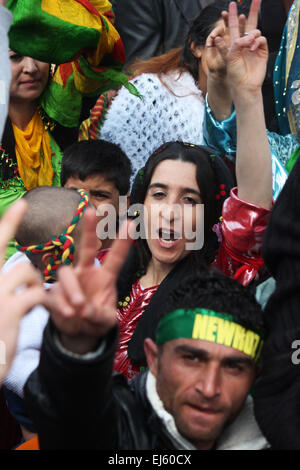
top-left (7, 0), bottom-right (124, 66)
top-left (7, 0), bottom-right (141, 127)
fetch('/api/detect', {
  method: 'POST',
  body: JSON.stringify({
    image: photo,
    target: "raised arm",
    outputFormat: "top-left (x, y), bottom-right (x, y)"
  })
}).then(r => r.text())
top-left (23, 210), bottom-right (134, 448)
top-left (226, 2), bottom-right (272, 209)
top-left (45, 211), bottom-right (133, 348)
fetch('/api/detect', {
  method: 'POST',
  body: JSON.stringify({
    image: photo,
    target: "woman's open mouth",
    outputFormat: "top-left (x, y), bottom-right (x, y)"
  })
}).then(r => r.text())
top-left (157, 228), bottom-right (181, 248)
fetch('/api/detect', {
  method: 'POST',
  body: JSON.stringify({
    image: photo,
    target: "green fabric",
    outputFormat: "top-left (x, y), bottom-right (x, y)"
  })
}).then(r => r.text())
top-left (0, 182), bottom-right (26, 260)
top-left (285, 146), bottom-right (300, 174)
top-left (0, 181), bottom-right (26, 218)
top-left (77, 55), bottom-right (143, 98)
top-left (156, 308), bottom-right (264, 362)
top-left (0, 134), bottom-right (62, 260)
top-left (156, 308), bottom-right (234, 345)
top-left (7, 0), bottom-right (100, 65)
top-left (49, 133), bottom-right (63, 186)
top-left (7, 0), bottom-right (140, 128)
top-left (41, 77), bottom-right (83, 128)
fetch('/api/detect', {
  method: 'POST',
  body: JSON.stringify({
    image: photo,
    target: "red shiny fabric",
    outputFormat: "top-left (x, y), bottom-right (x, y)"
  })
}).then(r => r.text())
top-left (114, 187), bottom-right (271, 379)
top-left (214, 188), bottom-right (271, 285)
top-left (114, 280), bottom-right (158, 379)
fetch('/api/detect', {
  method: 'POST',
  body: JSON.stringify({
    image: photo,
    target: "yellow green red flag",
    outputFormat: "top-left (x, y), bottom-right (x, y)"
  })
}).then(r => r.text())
top-left (7, 0), bottom-right (124, 66)
top-left (6, 0), bottom-right (141, 127)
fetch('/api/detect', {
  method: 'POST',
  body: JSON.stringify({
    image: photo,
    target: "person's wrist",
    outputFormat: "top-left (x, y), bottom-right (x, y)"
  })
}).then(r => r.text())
top-left (231, 86), bottom-right (263, 106)
top-left (208, 72), bottom-right (228, 87)
top-left (207, 74), bottom-right (231, 100)
top-left (60, 333), bottom-right (101, 355)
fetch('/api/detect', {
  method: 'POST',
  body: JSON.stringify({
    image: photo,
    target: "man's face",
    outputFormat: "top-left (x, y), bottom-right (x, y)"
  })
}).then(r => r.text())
top-left (145, 338), bottom-right (256, 450)
top-left (64, 174), bottom-right (121, 249)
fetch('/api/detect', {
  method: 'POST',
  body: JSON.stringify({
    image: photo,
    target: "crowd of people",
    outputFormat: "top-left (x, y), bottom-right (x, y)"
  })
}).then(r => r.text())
top-left (0, 0), bottom-right (299, 451)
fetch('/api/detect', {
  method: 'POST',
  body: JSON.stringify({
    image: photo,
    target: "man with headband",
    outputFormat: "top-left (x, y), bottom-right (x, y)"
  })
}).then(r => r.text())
top-left (23, 265), bottom-right (268, 449)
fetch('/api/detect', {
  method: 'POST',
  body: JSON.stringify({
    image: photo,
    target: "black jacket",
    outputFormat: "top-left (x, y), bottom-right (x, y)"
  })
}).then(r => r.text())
top-left (253, 148), bottom-right (300, 449)
top-left (24, 322), bottom-right (178, 450)
top-left (114, 0), bottom-right (214, 66)
top-left (24, 321), bottom-right (268, 450)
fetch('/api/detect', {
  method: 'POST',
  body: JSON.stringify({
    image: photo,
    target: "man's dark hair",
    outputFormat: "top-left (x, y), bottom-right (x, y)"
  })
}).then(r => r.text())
top-left (164, 267), bottom-right (264, 335)
top-left (61, 140), bottom-right (132, 195)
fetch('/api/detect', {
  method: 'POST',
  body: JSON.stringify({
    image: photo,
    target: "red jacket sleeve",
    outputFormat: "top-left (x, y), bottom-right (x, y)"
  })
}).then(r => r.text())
top-left (214, 187), bottom-right (271, 286)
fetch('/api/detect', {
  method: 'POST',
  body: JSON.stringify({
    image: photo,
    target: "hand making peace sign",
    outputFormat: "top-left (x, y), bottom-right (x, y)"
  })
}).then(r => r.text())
top-left (205, 0), bottom-right (263, 83)
top-left (44, 208), bottom-right (134, 354)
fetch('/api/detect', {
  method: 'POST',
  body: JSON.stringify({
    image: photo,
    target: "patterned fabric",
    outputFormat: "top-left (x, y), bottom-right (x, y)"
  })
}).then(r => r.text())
top-left (273, 0), bottom-right (300, 135)
top-left (99, 71), bottom-right (205, 186)
top-left (79, 92), bottom-right (109, 140)
top-left (7, 0), bottom-right (124, 69)
top-left (7, 0), bottom-right (140, 128)
top-left (114, 280), bottom-right (158, 379)
top-left (203, 97), bottom-right (300, 199)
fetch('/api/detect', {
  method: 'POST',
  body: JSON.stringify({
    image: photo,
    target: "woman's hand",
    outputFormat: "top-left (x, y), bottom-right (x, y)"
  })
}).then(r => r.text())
top-left (44, 209), bottom-right (133, 354)
top-left (227, 3), bottom-right (268, 96)
top-left (206, 0), bottom-right (261, 83)
top-left (0, 200), bottom-right (46, 383)
top-left (205, 0), bottom-right (262, 121)
top-left (205, 21), bottom-right (229, 82)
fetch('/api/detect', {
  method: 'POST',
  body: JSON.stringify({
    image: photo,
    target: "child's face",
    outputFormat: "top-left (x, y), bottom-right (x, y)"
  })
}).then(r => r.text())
top-left (64, 174), bottom-right (121, 249)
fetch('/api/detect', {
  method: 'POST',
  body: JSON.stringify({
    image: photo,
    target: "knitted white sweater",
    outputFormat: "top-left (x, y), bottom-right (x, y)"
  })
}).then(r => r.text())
top-left (100, 70), bottom-right (205, 184)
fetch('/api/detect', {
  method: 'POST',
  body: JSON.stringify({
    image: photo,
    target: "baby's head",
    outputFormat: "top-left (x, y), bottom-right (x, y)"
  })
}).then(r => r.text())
top-left (15, 186), bottom-right (91, 281)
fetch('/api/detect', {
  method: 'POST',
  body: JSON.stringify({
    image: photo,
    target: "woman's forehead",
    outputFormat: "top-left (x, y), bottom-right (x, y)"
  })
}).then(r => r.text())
top-left (150, 159), bottom-right (198, 187)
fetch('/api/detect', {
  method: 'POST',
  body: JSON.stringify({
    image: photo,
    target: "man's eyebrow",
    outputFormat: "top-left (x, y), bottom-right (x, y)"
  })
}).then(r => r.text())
top-left (174, 345), bottom-right (210, 359)
top-left (222, 356), bottom-right (254, 369)
top-left (173, 345), bottom-right (254, 368)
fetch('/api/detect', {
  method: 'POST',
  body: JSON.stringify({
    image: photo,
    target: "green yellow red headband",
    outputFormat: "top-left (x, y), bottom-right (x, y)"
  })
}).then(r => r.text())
top-left (15, 189), bottom-right (89, 282)
top-left (156, 308), bottom-right (264, 362)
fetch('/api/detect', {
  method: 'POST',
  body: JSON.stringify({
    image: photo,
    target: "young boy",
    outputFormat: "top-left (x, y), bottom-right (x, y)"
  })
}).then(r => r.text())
top-left (61, 140), bottom-right (132, 256)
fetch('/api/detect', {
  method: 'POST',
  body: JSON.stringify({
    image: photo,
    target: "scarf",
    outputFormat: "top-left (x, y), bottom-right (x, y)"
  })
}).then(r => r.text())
top-left (12, 110), bottom-right (53, 190)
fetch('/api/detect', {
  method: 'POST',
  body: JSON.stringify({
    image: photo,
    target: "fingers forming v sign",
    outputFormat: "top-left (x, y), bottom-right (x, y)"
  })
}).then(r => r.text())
top-left (206, 0), bottom-right (261, 82)
top-left (46, 208), bottom-right (134, 348)
top-left (227, 1), bottom-right (268, 92)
